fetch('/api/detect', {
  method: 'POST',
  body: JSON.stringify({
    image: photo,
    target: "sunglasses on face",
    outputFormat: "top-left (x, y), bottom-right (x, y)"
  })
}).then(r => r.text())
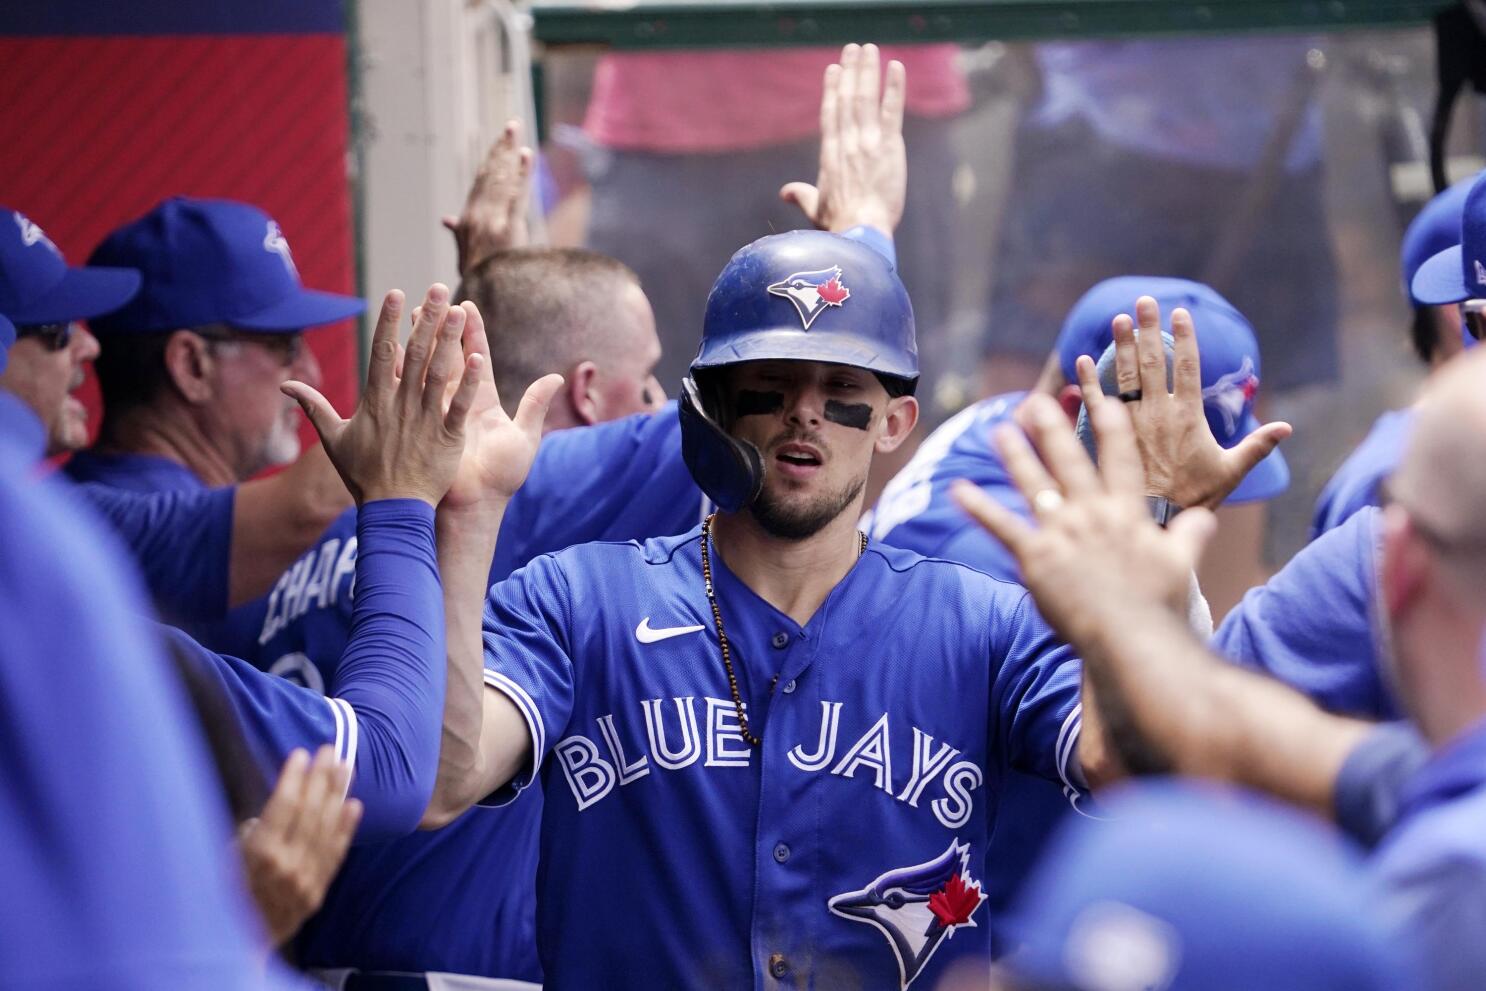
top-left (15, 321), bottom-right (74, 352)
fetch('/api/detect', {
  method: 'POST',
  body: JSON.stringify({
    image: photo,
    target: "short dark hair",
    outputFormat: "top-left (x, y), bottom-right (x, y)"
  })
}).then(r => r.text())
top-left (93, 330), bottom-right (175, 415)
top-left (458, 248), bottom-right (643, 416)
top-left (1409, 304), bottom-right (1436, 365)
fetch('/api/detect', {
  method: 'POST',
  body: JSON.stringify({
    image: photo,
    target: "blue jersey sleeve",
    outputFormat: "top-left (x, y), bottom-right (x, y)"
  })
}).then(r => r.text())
top-left (990, 588), bottom-right (1088, 811)
top-left (480, 554), bottom-right (578, 804)
top-left (1309, 409), bottom-right (1412, 540)
top-left (70, 480), bottom-right (234, 625)
top-left (1333, 721), bottom-right (1428, 850)
top-left (165, 499), bottom-right (446, 840)
top-left (1211, 507), bottom-right (1397, 720)
top-left (489, 405), bottom-right (702, 583)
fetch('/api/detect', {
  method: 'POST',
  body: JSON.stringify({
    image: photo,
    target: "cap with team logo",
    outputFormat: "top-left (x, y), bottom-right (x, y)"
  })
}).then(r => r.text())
top-left (999, 781), bottom-right (1414, 991)
top-left (1068, 277), bottom-right (1289, 504)
top-left (87, 197), bottom-right (365, 335)
top-left (1412, 170), bottom-right (1486, 305)
top-left (0, 209), bottom-right (141, 326)
top-left (1400, 173), bottom-right (1480, 304)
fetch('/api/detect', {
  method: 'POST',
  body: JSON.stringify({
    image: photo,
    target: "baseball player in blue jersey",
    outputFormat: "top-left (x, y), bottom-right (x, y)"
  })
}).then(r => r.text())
top-left (414, 222), bottom-right (1103, 990)
top-left (1310, 172), bottom-right (1482, 539)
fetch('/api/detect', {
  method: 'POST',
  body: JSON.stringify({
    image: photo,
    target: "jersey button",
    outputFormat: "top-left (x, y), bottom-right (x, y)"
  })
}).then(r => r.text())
top-left (771, 631), bottom-right (790, 649)
top-left (769, 953), bottom-right (789, 979)
top-left (781, 679), bottom-right (797, 694)
top-left (773, 842), bottom-right (790, 863)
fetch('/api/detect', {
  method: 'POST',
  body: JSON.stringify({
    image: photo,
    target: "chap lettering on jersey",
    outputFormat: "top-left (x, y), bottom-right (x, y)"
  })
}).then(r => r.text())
top-left (259, 536), bottom-right (358, 645)
top-left (555, 699), bottom-right (981, 828)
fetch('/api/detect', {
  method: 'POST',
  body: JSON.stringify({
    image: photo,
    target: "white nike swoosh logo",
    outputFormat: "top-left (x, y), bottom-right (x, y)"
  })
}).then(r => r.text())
top-left (635, 618), bottom-right (706, 644)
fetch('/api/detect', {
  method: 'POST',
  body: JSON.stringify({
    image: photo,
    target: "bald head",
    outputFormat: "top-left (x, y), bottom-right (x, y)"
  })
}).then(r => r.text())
top-left (1392, 348), bottom-right (1486, 551)
top-left (459, 249), bottom-right (662, 424)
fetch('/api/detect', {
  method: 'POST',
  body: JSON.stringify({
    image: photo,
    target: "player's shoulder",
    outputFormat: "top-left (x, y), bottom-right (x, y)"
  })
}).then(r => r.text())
top-left (865, 538), bottom-right (1029, 602)
top-left (522, 525), bottom-right (702, 584)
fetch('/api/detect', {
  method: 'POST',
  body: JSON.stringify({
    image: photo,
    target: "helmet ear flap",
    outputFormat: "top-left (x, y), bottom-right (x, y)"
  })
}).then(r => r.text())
top-left (678, 374), bottom-right (765, 513)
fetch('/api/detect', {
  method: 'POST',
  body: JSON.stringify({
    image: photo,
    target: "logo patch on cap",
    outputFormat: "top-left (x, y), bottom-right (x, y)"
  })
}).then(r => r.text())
top-left (262, 220), bottom-right (298, 277)
top-left (1475, 259), bottom-right (1486, 287)
top-left (13, 212), bottom-right (58, 256)
top-left (768, 265), bottom-right (850, 330)
top-left (1200, 356), bottom-right (1258, 435)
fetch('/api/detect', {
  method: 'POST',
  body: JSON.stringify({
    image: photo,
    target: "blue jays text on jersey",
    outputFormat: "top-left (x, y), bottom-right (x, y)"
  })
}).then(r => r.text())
top-left (481, 527), bottom-right (1087, 990)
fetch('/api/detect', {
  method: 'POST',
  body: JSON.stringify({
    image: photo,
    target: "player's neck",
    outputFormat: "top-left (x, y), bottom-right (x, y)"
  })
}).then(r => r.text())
top-left (95, 407), bottom-right (238, 488)
top-left (710, 505), bottom-right (865, 627)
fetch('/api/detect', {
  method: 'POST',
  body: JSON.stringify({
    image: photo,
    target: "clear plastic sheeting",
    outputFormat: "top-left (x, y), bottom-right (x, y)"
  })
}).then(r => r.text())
top-left (534, 29), bottom-right (1484, 590)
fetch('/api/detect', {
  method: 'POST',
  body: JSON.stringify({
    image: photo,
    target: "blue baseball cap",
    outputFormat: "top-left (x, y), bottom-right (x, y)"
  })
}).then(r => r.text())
top-left (0, 312), bottom-right (15, 376)
top-left (1068, 277), bottom-right (1288, 503)
top-left (87, 197), bottom-right (365, 335)
top-left (1000, 781), bottom-right (1414, 991)
top-left (1401, 174), bottom-right (1480, 303)
top-left (0, 209), bottom-right (140, 326)
top-left (1412, 171), bottom-right (1486, 305)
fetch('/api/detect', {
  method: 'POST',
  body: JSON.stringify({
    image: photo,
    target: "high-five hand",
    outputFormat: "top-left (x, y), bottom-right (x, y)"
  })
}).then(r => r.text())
top-left (282, 284), bottom-right (484, 507)
top-left (780, 43), bottom-right (907, 237)
top-left (1092, 296), bottom-right (1292, 510)
top-left (444, 119), bottom-right (535, 278)
top-left (952, 392), bottom-right (1217, 646)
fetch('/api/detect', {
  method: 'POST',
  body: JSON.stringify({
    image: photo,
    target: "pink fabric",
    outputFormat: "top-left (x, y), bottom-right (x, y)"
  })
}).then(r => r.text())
top-left (584, 45), bottom-right (969, 153)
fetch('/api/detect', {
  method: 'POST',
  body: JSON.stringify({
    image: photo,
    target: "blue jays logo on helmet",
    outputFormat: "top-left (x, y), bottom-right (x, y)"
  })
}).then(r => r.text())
top-left (767, 265), bottom-right (851, 330)
top-left (1200, 356), bottom-right (1258, 435)
top-left (828, 840), bottom-right (986, 989)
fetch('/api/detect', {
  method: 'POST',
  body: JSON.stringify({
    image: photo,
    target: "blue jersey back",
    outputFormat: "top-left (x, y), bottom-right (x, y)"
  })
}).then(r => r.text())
top-left (1310, 409), bottom-right (1412, 541)
top-left (483, 528), bottom-right (1086, 990)
top-left (0, 398), bottom-right (297, 989)
top-left (1212, 507), bottom-right (1397, 720)
top-left (868, 393), bottom-right (1027, 581)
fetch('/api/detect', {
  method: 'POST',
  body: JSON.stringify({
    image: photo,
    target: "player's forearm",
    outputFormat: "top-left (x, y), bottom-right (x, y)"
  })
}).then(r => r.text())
top-left (422, 502), bottom-right (504, 827)
top-left (229, 444), bottom-right (353, 606)
top-left (1079, 603), bottom-right (1371, 816)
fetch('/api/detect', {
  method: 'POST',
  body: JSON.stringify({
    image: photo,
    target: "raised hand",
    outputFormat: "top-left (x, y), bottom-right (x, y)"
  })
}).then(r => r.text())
top-left (952, 392), bottom-right (1216, 646)
top-left (1094, 297), bottom-right (1292, 510)
top-left (443, 119), bottom-right (535, 278)
top-left (282, 284), bottom-right (484, 507)
top-left (780, 42), bottom-right (907, 237)
top-left (439, 298), bottom-right (563, 515)
top-left (238, 747), bottom-right (362, 945)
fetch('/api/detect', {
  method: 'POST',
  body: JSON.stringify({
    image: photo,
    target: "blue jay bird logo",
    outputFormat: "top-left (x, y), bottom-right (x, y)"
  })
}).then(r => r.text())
top-left (1200, 356), bottom-right (1258, 435)
top-left (767, 265), bottom-right (851, 329)
top-left (828, 840), bottom-right (986, 989)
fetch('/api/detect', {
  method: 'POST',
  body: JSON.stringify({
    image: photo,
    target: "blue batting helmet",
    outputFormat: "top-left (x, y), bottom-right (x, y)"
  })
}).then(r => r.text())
top-left (679, 230), bottom-right (918, 512)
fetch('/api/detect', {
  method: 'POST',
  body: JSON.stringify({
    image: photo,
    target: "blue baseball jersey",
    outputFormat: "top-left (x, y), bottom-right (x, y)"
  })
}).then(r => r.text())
top-left (482, 527), bottom-right (1087, 990)
top-left (1212, 507), bottom-right (1398, 720)
top-left (0, 395), bottom-right (300, 988)
top-left (64, 450), bottom-right (236, 627)
top-left (865, 391), bottom-right (1079, 950)
top-left (1369, 718), bottom-right (1486, 991)
top-left (1310, 409), bottom-right (1412, 541)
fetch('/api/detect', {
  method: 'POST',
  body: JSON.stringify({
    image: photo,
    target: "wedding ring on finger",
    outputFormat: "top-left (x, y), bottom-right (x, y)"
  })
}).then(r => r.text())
top-left (1118, 389), bottom-right (1143, 403)
top-left (1033, 489), bottom-right (1065, 515)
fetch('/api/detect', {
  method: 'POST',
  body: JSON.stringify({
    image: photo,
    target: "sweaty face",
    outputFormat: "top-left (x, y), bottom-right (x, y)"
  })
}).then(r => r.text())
top-left (202, 330), bottom-right (317, 477)
top-left (0, 324), bottom-right (100, 456)
top-left (723, 360), bottom-right (887, 540)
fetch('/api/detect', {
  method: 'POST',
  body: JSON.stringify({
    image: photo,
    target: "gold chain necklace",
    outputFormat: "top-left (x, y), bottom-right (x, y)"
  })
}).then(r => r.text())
top-left (699, 513), bottom-right (867, 747)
